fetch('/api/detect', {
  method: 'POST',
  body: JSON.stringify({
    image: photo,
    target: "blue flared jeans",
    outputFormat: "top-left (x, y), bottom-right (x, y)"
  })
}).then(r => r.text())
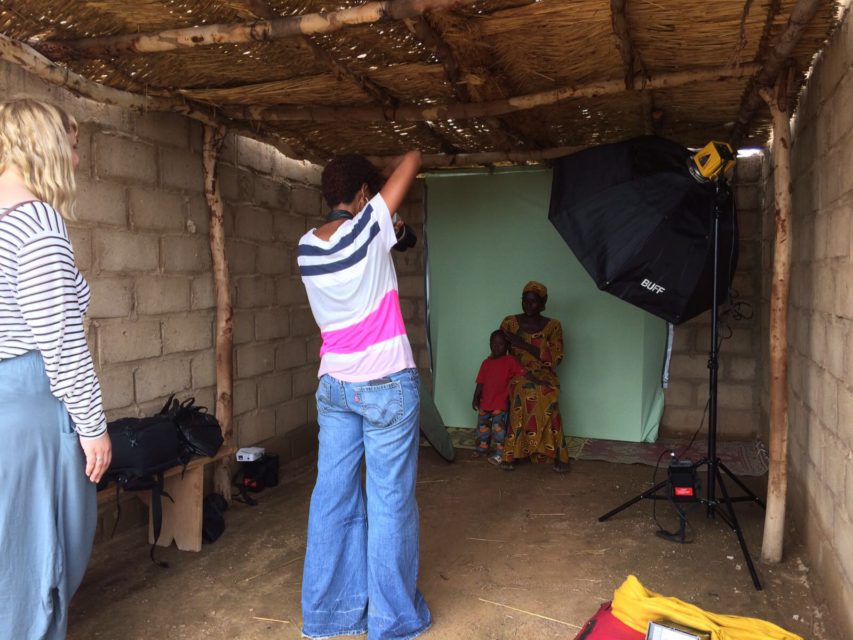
top-left (301, 368), bottom-right (431, 640)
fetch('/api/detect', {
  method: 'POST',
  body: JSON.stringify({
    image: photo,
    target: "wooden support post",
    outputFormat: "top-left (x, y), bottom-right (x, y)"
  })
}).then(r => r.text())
top-left (203, 125), bottom-right (235, 502)
top-left (759, 76), bottom-right (793, 564)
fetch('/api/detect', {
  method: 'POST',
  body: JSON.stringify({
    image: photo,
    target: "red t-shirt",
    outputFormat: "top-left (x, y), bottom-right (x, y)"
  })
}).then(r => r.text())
top-left (476, 354), bottom-right (525, 411)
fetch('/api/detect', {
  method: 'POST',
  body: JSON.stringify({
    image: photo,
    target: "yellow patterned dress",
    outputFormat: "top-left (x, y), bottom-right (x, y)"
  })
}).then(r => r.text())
top-left (499, 315), bottom-right (569, 465)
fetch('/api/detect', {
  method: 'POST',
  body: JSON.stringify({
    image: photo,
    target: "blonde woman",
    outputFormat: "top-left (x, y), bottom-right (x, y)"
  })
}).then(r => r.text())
top-left (0, 99), bottom-right (111, 639)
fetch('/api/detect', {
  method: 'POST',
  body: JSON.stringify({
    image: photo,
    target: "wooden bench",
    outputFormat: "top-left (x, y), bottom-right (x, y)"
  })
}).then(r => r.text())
top-left (98, 448), bottom-right (233, 552)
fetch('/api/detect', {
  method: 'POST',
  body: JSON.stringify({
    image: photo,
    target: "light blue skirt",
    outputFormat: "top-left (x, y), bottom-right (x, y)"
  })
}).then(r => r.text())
top-left (0, 351), bottom-right (96, 640)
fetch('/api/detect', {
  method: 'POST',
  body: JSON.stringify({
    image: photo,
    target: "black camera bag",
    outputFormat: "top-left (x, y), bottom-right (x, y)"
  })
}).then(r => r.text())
top-left (160, 395), bottom-right (224, 458)
top-left (104, 415), bottom-right (187, 567)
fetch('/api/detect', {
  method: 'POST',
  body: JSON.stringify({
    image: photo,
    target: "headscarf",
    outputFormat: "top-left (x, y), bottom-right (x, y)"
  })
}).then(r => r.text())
top-left (522, 281), bottom-right (548, 299)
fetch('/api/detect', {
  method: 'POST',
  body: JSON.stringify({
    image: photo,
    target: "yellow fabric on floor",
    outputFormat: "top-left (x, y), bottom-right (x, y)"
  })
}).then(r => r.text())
top-left (611, 575), bottom-right (803, 640)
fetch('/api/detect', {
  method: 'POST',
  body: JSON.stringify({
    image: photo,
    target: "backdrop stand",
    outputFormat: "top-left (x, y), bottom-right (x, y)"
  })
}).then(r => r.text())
top-left (597, 180), bottom-right (766, 591)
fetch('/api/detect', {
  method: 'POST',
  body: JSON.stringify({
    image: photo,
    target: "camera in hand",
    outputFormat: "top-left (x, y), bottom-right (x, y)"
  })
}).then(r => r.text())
top-left (392, 213), bottom-right (417, 252)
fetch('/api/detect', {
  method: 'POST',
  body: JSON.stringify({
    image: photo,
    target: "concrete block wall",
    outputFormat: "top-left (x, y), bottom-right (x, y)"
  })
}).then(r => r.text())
top-left (660, 155), bottom-right (764, 440)
top-left (760, 8), bottom-right (853, 638)
top-left (0, 61), bottom-right (327, 466)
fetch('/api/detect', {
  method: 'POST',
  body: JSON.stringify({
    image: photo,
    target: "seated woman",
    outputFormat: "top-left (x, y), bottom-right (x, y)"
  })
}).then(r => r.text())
top-left (499, 281), bottom-right (569, 472)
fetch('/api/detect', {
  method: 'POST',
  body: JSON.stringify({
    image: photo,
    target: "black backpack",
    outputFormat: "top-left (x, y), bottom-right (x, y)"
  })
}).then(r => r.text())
top-left (103, 415), bottom-right (188, 567)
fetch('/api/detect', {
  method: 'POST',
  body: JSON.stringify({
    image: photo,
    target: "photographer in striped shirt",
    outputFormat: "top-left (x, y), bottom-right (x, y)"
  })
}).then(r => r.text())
top-left (298, 151), bottom-right (431, 640)
top-left (0, 99), bottom-right (111, 639)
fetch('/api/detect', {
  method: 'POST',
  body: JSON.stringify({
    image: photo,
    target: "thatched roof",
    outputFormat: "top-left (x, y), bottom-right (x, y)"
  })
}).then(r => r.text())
top-left (0, 0), bottom-right (842, 167)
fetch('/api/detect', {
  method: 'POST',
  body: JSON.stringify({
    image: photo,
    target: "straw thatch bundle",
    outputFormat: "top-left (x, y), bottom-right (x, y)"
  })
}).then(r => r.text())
top-left (0, 0), bottom-right (840, 166)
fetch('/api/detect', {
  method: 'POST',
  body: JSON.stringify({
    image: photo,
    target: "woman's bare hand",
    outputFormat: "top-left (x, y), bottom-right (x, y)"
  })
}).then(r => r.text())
top-left (79, 432), bottom-right (112, 483)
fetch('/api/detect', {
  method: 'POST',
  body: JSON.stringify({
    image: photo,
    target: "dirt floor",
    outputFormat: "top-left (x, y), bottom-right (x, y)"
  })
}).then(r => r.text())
top-left (69, 448), bottom-right (842, 640)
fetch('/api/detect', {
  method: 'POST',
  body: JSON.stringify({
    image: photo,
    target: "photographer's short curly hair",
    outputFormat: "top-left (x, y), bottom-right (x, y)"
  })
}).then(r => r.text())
top-left (321, 154), bottom-right (383, 207)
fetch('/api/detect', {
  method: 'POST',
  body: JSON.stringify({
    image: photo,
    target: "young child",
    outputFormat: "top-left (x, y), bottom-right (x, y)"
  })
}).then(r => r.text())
top-left (472, 330), bottom-right (525, 464)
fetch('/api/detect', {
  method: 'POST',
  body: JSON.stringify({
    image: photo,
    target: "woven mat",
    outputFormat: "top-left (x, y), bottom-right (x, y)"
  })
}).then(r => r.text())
top-left (433, 429), bottom-right (767, 477)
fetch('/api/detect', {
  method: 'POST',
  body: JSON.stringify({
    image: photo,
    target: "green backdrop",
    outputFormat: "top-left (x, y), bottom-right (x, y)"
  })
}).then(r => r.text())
top-left (424, 168), bottom-right (665, 442)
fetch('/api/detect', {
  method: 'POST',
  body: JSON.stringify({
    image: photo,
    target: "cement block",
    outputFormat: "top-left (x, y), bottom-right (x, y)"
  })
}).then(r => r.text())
top-left (162, 314), bottom-right (213, 354)
top-left (276, 398), bottom-right (310, 436)
top-left (234, 379), bottom-right (257, 416)
top-left (393, 248), bottom-right (424, 275)
top-left (75, 177), bottom-right (127, 226)
top-left (94, 133), bottom-right (157, 184)
top-left (670, 353), bottom-right (711, 380)
top-left (162, 236), bottom-right (212, 273)
top-left (216, 164), bottom-right (241, 203)
top-left (291, 366), bottom-right (319, 399)
top-left (191, 350), bottom-right (216, 389)
top-left (274, 213), bottom-right (307, 243)
top-left (725, 356), bottom-right (757, 381)
top-left (717, 382), bottom-right (755, 410)
top-left (129, 188), bottom-right (186, 232)
top-left (290, 185), bottom-right (322, 218)
top-left (133, 111), bottom-right (189, 149)
top-left (98, 364), bottom-right (135, 411)
top-left (252, 175), bottom-right (288, 208)
top-left (236, 276), bottom-right (276, 308)
top-left (134, 357), bottom-right (191, 403)
top-left (236, 343), bottom-right (275, 378)
top-left (276, 339), bottom-right (307, 369)
top-left (160, 147), bottom-right (204, 192)
top-left (258, 372), bottom-right (293, 407)
top-left (87, 277), bottom-right (132, 318)
top-left (277, 277), bottom-right (308, 306)
top-left (97, 319), bottom-right (161, 364)
top-left (67, 226), bottom-right (93, 271)
top-left (255, 308), bottom-right (289, 341)
top-left (233, 310), bottom-right (255, 345)
top-left (307, 336), bottom-right (322, 364)
top-left (191, 274), bottom-right (215, 310)
top-left (136, 275), bottom-right (191, 315)
top-left (235, 205), bottom-right (274, 242)
top-left (237, 408), bottom-right (276, 447)
top-left (257, 245), bottom-right (290, 275)
top-left (237, 136), bottom-right (275, 175)
top-left (95, 229), bottom-right (159, 272)
top-left (226, 239), bottom-right (257, 275)
top-left (186, 195), bottom-right (210, 235)
top-left (290, 306), bottom-right (318, 338)
top-left (398, 275), bottom-right (424, 298)
top-left (662, 380), bottom-right (694, 407)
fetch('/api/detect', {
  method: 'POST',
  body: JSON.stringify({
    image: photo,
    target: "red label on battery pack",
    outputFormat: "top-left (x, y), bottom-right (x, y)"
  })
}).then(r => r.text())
top-left (674, 487), bottom-right (694, 497)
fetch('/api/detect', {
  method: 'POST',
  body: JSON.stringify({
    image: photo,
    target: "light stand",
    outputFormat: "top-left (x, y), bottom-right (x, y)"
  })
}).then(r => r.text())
top-left (598, 179), bottom-right (766, 591)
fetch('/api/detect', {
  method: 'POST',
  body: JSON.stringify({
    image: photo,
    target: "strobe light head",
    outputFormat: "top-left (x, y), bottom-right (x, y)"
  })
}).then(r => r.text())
top-left (688, 141), bottom-right (736, 183)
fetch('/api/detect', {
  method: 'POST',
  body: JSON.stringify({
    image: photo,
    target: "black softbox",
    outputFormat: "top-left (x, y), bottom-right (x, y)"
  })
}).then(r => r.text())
top-left (548, 136), bottom-right (737, 325)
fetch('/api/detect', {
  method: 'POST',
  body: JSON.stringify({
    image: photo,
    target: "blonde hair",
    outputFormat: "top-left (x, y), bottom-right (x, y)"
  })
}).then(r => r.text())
top-left (0, 98), bottom-right (78, 220)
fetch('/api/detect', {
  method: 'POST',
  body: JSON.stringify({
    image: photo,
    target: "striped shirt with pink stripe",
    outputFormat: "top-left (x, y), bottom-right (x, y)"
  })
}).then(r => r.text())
top-left (297, 193), bottom-right (416, 382)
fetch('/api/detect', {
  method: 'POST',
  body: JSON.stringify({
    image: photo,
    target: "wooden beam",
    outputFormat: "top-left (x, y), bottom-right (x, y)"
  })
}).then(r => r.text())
top-left (226, 64), bottom-right (760, 123)
top-left (729, 0), bottom-right (822, 146)
top-left (0, 32), bottom-right (328, 164)
top-left (610, 0), bottom-right (635, 90)
top-left (203, 124), bottom-right (235, 502)
top-left (759, 75), bottom-right (793, 565)
top-left (38, 0), bottom-right (475, 58)
top-left (369, 145), bottom-right (586, 169)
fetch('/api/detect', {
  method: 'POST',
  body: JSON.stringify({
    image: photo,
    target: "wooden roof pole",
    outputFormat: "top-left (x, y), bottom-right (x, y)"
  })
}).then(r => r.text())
top-left (369, 144), bottom-right (586, 168)
top-left (729, 0), bottom-right (823, 147)
top-left (39, 0), bottom-right (477, 58)
top-left (203, 124), bottom-right (235, 503)
top-left (227, 63), bottom-right (760, 123)
top-left (610, 0), bottom-right (635, 90)
top-left (759, 73), bottom-right (794, 565)
top-left (0, 32), bottom-right (326, 163)
top-left (227, 0), bottom-right (460, 154)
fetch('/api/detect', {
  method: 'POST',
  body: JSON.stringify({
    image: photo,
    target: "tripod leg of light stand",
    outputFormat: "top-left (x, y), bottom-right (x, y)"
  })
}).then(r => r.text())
top-left (598, 479), bottom-right (669, 522)
top-left (714, 465), bottom-right (762, 590)
top-left (718, 461), bottom-right (766, 508)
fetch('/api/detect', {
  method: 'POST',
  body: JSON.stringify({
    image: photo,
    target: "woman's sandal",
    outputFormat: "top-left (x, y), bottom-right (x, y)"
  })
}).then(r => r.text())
top-left (553, 461), bottom-right (570, 474)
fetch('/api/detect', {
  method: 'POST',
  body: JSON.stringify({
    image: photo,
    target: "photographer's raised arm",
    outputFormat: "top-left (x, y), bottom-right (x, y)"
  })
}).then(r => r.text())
top-left (379, 150), bottom-right (422, 215)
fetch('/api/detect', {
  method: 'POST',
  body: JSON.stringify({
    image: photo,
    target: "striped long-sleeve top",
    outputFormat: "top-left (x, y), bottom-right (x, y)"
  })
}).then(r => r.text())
top-left (0, 200), bottom-right (107, 438)
top-left (297, 193), bottom-right (416, 382)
